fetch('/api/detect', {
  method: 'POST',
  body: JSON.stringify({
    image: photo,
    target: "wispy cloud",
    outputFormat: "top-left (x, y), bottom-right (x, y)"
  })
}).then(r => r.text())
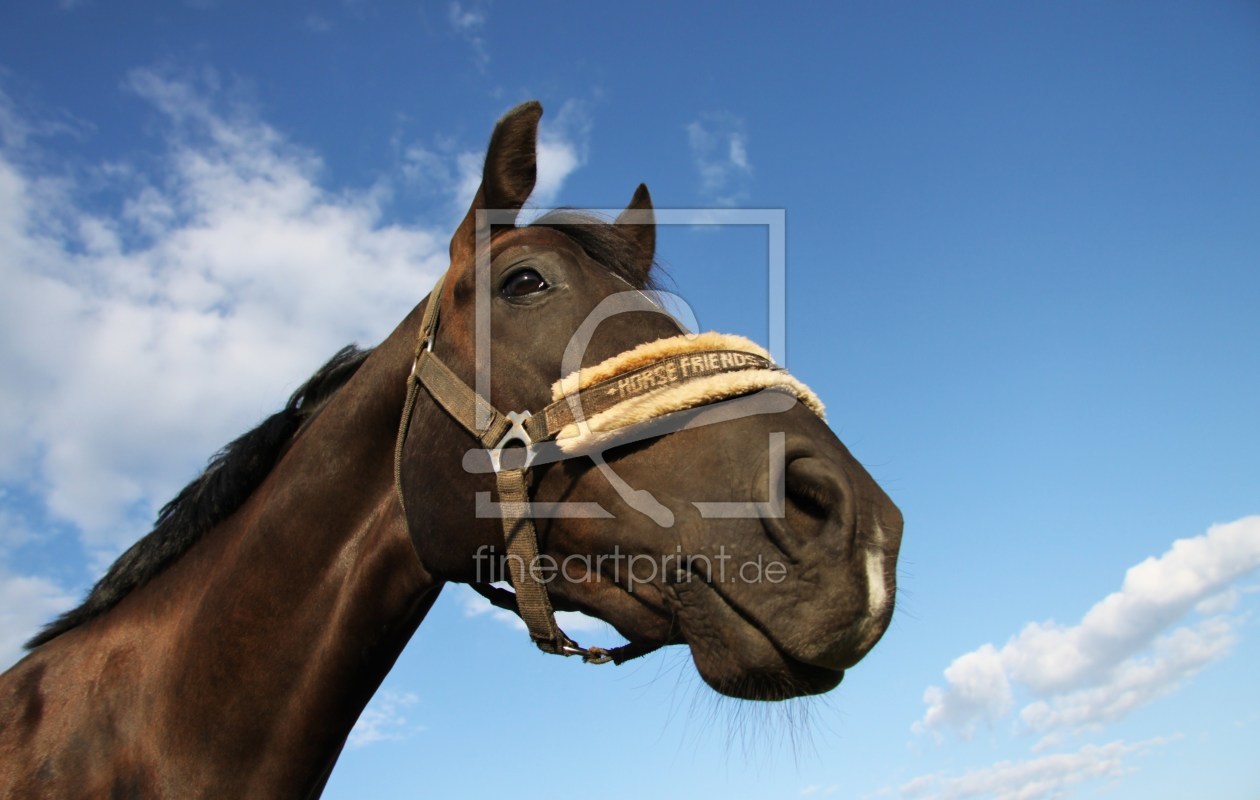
top-left (347, 690), bottom-right (421, 749)
top-left (0, 82), bottom-right (88, 150)
top-left (304, 14), bottom-right (333, 33)
top-left (396, 134), bottom-right (483, 219)
top-left (448, 2), bottom-right (489, 72)
top-left (915, 516), bottom-right (1260, 742)
top-left (459, 583), bottom-right (526, 631)
top-left (402, 98), bottom-right (590, 219)
top-left (0, 70), bottom-right (448, 571)
top-left (900, 736), bottom-right (1177, 800)
top-left (458, 583), bottom-right (611, 636)
top-left (799, 784), bottom-right (841, 796)
top-left (448, 2), bottom-right (485, 31)
top-left (0, 570), bottom-right (76, 669)
top-left (686, 112), bottom-right (753, 206)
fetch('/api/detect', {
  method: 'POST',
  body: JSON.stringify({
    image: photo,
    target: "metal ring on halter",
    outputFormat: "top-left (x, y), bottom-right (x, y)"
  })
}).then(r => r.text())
top-left (488, 410), bottom-right (535, 472)
top-left (409, 337), bottom-right (434, 381)
top-left (572, 646), bottom-right (614, 664)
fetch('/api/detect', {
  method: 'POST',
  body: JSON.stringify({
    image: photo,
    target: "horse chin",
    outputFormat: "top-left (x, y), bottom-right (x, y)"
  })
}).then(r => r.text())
top-left (670, 576), bottom-right (847, 701)
top-left (698, 649), bottom-right (846, 702)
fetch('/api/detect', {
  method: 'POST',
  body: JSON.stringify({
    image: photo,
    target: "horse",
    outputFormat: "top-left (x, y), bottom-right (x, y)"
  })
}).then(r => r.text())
top-left (0, 101), bottom-right (903, 798)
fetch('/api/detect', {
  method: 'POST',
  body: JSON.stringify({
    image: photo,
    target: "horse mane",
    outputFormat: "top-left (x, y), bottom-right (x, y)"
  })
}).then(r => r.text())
top-left (26, 345), bottom-right (373, 649)
top-left (28, 213), bottom-right (648, 651)
top-left (531, 209), bottom-right (663, 290)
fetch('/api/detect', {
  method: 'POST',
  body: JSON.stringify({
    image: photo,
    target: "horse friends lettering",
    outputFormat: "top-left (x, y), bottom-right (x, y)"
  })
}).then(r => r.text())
top-left (607, 350), bottom-right (773, 402)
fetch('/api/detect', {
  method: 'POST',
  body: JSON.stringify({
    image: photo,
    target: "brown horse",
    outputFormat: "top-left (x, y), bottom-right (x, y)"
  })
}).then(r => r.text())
top-left (0, 102), bottom-right (902, 798)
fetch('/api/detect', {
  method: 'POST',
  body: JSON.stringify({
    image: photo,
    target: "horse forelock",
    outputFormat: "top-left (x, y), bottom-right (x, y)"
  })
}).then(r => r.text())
top-left (529, 210), bottom-right (662, 291)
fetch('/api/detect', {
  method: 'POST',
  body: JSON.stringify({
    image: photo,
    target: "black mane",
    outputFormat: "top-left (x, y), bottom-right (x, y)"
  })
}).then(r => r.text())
top-left (27, 345), bottom-right (372, 649)
top-left (29, 214), bottom-right (650, 651)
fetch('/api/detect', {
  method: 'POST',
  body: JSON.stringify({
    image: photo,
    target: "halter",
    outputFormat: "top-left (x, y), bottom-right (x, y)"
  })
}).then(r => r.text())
top-left (393, 272), bottom-right (824, 665)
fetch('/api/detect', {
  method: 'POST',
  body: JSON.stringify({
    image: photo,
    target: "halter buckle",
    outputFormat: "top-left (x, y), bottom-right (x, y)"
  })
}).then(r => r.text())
top-left (489, 411), bottom-right (535, 472)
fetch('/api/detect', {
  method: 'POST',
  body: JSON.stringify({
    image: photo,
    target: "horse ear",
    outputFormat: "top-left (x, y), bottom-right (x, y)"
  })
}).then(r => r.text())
top-left (481, 100), bottom-right (541, 212)
top-left (615, 183), bottom-right (656, 284)
top-left (450, 101), bottom-right (543, 263)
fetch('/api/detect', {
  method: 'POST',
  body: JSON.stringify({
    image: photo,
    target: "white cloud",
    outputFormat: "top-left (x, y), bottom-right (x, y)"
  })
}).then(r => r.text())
top-left (555, 609), bottom-right (613, 635)
top-left (458, 583), bottom-right (617, 637)
top-left (1, 74), bottom-right (603, 661)
top-left (460, 583), bottom-right (527, 631)
top-left (347, 689), bottom-right (421, 750)
top-left (530, 100), bottom-right (590, 211)
top-left (1003, 516), bottom-right (1260, 694)
top-left (1195, 586), bottom-right (1240, 615)
top-left (454, 149), bottom-right (483, 212)
top-left (0, 71), bottom-right (448, 559)
top-left (917, 644), bottom-right (1013, 739)
top-left (0, 570), bottom-right (76, 670)
top-left (403, 99), bottom-right (589, 221)
top-left (686, 112), bottom-right (753, 206)
top-left (447, 2), bottom-right (484, 31)
top-left (729, 135), bottom-right (749, 170)
top-left (534, 136), bottom-right (580, 206)
top-left (1018, 617), bottom-right (1235, 739)
top-left (916, 517), bottom-right (1260, 741)
top-left (447, 2), bottom-right (489, 71)
top-left (900, 737), bottom-right (1176, 800)
top-left (0, 87), bottom-right (83, 150)
top-left (398, 141), bottom-right (481, 218)
top-left (304, 14), bottom-right (332, 33)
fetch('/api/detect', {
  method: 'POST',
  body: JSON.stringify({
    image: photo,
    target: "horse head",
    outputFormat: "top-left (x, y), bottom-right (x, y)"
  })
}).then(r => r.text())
top-left (398, 101), bottom-right (903, 700)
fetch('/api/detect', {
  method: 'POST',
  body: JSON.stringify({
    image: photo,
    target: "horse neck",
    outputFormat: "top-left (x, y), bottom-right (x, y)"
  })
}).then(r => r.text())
top-left (160, 321), bottom-right (441, 794)
top-left (36, 312), bottom-right (440, 797)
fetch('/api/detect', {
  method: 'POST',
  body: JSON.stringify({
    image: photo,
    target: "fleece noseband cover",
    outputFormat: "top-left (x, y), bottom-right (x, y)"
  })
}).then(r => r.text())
top-left (547, 332), bottom-right (825, 453)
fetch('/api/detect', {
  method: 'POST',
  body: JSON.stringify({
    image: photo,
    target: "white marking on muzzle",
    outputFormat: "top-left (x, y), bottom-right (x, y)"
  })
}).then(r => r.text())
top-left (849, 521), bottom-right (890, 654)
top-left (865, 550), bottom-right (887, 618)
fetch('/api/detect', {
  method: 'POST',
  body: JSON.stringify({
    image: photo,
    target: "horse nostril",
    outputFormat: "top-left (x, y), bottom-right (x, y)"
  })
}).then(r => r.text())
top-left (786, 458), bottom-right (835, 515)
top-left (786, 456), bottom-right (844, 514)
top-left (782, 456), bottom-right (848, 551)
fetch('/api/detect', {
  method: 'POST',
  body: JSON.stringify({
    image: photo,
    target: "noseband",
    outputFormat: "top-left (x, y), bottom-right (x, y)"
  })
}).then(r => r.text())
top-left (394, 273), bottom-right (824, 665)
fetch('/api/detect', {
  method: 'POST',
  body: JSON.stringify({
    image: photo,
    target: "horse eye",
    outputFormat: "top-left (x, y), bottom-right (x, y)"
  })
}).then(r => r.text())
top-left (501, 268), bottom-right (549, 298)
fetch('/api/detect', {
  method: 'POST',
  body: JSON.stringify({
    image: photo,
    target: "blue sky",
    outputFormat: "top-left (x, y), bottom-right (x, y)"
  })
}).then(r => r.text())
top-left (1, 2), bottom-right (1258, 798)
